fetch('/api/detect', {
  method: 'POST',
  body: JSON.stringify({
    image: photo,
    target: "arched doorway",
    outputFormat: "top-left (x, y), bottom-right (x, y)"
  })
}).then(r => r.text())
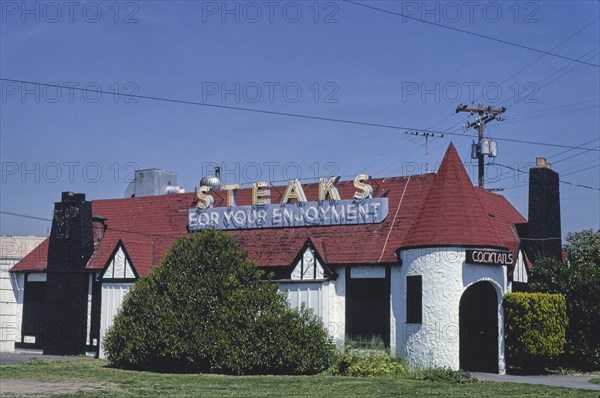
top-left (459, 281), bottom-right (498, 373)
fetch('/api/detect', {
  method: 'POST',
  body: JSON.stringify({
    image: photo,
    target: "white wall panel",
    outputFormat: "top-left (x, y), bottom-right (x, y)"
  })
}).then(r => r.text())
top-left (513, 251), bottom-right (528, 283)
top-left (0, 266), bottom-right (24, 352)
top-left (99, 283), bottom-right (133, 359)
top-left (350, 266), bottom-right (386, 279)
top-left (27, 273), bottom-right (46, 282)
top-left (279, 267), bottom-right (345, 348)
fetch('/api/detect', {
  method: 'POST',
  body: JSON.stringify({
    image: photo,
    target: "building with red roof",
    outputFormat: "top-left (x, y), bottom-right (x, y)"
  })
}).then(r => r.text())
top-left (7, 143), bottom-right (548, 373)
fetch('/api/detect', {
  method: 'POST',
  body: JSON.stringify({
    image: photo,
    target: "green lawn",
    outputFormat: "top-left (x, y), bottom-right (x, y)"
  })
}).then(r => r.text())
top-left (0, 358), bottom-right (597, 397)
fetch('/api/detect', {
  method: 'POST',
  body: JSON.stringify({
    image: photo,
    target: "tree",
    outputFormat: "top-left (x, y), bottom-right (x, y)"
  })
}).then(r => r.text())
top-left (528, 229), bottom-right (600, 370)
top-left (103, 229), bottom-right (336, 374)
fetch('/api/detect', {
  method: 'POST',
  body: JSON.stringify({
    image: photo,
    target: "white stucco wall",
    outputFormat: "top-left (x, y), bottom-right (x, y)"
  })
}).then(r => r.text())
top-left (392, 247), bottom-right (507, 374)
top-left (99, 283), bottom-right (134, 359)
top-left (279, 267), bottom-right (345, 348)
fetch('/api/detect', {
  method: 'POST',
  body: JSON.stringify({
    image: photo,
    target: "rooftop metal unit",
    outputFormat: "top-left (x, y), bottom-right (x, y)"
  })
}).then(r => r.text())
top-left (124, 169), bottom-right (186, 198)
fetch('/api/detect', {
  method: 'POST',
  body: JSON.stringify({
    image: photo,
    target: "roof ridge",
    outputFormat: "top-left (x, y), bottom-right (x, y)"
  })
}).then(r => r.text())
top-left (473, 187), bottom-right (505, 245)
top-left (400, 176), bottom-right (433, 246)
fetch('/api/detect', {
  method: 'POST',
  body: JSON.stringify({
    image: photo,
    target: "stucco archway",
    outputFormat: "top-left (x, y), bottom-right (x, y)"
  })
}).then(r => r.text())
top-left (459, 281), bottom-right (498, 373)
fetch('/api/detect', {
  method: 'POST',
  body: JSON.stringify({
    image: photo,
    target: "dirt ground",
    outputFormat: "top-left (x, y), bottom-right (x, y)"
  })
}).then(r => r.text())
top-left (0, 379), bottom-right (111, 396)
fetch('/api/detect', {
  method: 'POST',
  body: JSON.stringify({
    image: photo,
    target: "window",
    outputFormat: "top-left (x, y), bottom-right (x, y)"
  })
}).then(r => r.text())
top-left (406, 275), bottom-right (422, 323)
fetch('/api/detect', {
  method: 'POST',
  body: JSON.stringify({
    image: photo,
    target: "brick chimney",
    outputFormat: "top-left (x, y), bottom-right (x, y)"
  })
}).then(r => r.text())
top-left (44, 192), bottom-right (94, 355)
top-left (526, 158), bottom-right (562, 263)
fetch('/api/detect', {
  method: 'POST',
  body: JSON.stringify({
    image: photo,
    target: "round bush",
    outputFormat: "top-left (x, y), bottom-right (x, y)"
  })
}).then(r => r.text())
top-left (103, 229), bottom-right (336, 374)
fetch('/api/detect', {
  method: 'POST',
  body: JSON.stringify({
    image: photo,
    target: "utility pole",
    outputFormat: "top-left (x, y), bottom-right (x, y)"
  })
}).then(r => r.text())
top-left (407, 131), bottom-right (444, 173)
top-left (455, 104), bottom-right (506, 188)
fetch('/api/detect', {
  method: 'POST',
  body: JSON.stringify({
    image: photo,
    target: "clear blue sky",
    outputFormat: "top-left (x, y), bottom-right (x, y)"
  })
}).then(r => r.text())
top-left (1, 0), bottom-right (599, 238)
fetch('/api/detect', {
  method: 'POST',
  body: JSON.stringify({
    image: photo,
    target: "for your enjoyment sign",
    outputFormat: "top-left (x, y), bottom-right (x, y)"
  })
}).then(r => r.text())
top-left (188, 175), bottom-right (389, 231)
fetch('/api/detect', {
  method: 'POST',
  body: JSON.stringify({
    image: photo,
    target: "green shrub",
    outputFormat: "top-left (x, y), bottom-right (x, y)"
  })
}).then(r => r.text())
top-left (504, 292), bottom-right (567, 370)
top-left (329, 346), bottom-right (406, 377)
top-left (409, 367), bottom-right (474, 384)
top-left (529, 230), bottom-right (600, 370)
top-left (345, 335), bottom-right (386, 351)
top-left (103, 229), bottom-right (336, 375)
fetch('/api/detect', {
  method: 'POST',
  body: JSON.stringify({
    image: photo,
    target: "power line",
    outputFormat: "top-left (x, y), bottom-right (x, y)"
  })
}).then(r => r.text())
top-left (499, 179), bottom-right (600, 192)
top-left (503, 104), bottom-right (600, 123)
top-left (0, 77), bottom-right (455, 133)
top-left (423, 18), bottom-right (600, 134)
top-left (443, 46), bottom-right (600, 134)
top-left (341, 0), bottom-right (600, 68)
top-left (493, 18), bottom-right (600, 88)
top-left (559, 159), bottom-right (600, 174)
top-left (488, 163), bottom-right (600, 191)
top-left (504, 100), bottom-right (600, 119)
top-left (553, 144), bottom-right (600, 165)
top-left (499, 106), bottom-right (599, 128)
top-left (371, 137), bottom-right (447, 177)
top-left (499, 48), bottom-right (600, 110)
top-left (0, 211), bottom-right (51, 222)
top-left (561, 163), bottom-right (600, 177)
top-left (2, 78), bottom-right (598, 154)
top-left (481, 138), bottom-right (599, 185)
top-left (559, 180), bottom-right (600, 191)
top-left (364, 19), bottom-right (600, 175)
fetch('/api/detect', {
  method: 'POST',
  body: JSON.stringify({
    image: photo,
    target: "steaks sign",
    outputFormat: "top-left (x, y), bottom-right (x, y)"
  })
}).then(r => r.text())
top-left (465, 249), bottom-right (514, 266)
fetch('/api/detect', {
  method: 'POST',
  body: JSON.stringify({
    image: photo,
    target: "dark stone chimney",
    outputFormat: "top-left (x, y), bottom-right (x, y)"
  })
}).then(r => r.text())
top-left (526, 158), bottom-right (562, 263)
top-left (44, 192), bottom-right (94, 355)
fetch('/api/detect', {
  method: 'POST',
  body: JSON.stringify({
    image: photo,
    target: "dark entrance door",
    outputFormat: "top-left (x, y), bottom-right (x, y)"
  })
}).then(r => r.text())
top-left (18, 280), bottom-right (46, 349)
top-left (346, 277), bottom-right (390, 346)
top-left (459, 282), bottom-right (498, 373)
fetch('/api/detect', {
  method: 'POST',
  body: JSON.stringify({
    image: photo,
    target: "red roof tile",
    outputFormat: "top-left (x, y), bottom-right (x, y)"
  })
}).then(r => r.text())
top-left (11, 143), bottom-right (526, 276)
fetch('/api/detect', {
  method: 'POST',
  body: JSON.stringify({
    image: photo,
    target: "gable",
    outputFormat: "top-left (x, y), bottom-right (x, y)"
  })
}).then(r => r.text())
top-left (512, 250), bottom-right (528, 283)
top-left (290, 246), bottom-right (326, 280)
top-left (101, 241), bottom-right (138, 281)
top-left (266, 238), bottom-right (337, 281)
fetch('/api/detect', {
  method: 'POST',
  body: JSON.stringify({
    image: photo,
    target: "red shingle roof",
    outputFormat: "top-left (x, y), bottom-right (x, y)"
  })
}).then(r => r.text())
top-left (11, 238), bottom-right (49, 272)
top-left (11, 143), bottom-right (526, 276)
top-left (400, 143), bottom-right (524, 252)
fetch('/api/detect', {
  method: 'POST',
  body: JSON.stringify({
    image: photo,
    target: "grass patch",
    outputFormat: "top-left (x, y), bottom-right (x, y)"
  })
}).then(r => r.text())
top-left (0, 358), bottom-right (597, 397)
top-left (589, 378), bottom-right (600, 385)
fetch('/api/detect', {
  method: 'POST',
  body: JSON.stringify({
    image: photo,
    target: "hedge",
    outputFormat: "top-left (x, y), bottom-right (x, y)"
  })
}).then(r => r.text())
top-left (503, 292), bottom-right (567, 370)
top-left (529, 230), bottom-right (600, 370)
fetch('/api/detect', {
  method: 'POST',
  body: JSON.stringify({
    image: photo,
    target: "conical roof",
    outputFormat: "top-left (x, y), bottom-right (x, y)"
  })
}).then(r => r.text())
top-left (400, 143), bottom-right (506, 249)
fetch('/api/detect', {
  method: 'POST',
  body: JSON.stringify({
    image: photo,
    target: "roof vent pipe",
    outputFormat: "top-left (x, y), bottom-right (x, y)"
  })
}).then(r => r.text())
top-left (200, 166), bottom-right (222, 189)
